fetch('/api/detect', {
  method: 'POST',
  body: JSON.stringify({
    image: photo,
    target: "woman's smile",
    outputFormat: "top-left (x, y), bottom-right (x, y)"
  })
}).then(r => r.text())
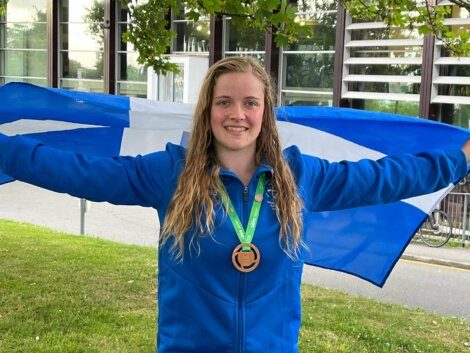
top-left (224, 125), bottom-right (249, 133)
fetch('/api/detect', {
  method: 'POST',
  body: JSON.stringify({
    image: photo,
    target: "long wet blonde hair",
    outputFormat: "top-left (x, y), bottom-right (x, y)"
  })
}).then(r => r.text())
top-left (160, 56), bottom-right (303, 259)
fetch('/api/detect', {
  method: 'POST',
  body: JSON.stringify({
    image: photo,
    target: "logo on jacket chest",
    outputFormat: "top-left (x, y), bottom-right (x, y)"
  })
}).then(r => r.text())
top-left (265, 180), bottom-right (278, 213)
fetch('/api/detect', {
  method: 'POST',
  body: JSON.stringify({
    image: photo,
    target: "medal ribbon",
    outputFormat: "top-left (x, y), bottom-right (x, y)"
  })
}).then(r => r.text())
top-left (220, 173), bottom-right (266, 251)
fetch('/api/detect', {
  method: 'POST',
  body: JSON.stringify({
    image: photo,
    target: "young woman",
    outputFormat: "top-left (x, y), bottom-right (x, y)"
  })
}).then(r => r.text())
top-left (0, 57), bottom-right (469, 353)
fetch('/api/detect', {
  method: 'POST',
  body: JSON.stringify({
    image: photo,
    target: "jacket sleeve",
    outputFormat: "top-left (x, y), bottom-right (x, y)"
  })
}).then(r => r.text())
top-left (292, 147), bottom-right (469, 212)
top-left (0, 133), bottom-right (174, 208)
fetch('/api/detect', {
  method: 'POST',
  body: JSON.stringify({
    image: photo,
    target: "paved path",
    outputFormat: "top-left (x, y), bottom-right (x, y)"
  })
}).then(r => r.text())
top-left (302, 259), bottom-right (470, 320)
top-left (0, 182), bottom-right (159, 247)
top-left (403, 242), bottom-right (470, 270)
top-left (1, 182), bottom-right (469, 320)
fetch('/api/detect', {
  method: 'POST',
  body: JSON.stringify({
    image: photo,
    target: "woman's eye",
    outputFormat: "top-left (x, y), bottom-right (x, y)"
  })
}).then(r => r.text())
top-left (246, 101), bottom-right (258, 108)
top-left (216, 100), bottom-right (229, 106)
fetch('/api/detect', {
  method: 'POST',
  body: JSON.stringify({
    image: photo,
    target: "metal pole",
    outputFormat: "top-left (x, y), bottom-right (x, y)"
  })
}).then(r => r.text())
top-left (80, 198), bottom-right (86, 235)
top-left (462, 194), bottom-right (468, 247)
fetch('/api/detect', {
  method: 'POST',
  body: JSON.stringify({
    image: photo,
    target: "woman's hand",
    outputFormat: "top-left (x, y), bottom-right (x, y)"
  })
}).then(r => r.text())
top-left (463, 139), bottom-right (470, 163)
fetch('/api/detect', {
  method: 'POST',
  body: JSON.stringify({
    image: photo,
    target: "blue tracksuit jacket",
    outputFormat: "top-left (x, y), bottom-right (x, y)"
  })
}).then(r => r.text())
top-left (0, 134), bottom-right (467, 353)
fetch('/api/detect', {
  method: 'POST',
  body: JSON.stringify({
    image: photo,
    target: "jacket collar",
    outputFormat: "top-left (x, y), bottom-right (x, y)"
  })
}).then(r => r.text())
top-left (219, 164), bottom-right (273, 185)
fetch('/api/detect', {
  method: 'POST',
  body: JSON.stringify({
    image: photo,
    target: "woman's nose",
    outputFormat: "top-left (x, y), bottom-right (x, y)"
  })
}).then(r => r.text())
top-left (227, 104), bottom-right (245, 119)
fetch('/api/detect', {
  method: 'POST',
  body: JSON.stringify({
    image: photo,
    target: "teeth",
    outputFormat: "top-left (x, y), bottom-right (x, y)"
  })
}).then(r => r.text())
top-left (226, 127), bottom-right (247, 132)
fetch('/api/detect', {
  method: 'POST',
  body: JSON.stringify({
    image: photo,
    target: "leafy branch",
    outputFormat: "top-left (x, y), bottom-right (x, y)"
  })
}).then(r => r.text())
top-left (0, 0), bottom-right (7, 16)
top-left (343, 0), bottom-right (470, 56)
top-left (119, 0), bottom-right (311, 74)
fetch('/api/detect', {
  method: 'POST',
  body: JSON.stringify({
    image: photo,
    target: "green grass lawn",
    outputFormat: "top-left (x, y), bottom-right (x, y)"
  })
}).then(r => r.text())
top-left (0, 219), bottom-right (468, 353)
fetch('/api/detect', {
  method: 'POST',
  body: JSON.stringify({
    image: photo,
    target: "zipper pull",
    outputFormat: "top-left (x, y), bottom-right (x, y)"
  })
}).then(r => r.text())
top-left (243, 186), bottom-right (248, 202)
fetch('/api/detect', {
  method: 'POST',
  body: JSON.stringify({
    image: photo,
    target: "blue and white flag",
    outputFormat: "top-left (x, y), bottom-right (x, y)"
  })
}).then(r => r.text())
top-left (1, 82), bottom-right (469, 286)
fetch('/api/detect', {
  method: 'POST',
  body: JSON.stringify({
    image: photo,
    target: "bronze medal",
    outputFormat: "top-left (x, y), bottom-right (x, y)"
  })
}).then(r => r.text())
top-left (231, 243), bottom-right (260, 272)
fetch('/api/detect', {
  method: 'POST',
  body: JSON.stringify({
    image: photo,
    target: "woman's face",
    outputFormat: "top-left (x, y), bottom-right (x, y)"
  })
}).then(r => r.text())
top-left (210, 71), bottom-right (265, 156)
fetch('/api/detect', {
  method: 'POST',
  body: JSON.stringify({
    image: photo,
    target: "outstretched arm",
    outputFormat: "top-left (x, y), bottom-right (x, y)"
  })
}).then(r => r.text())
top-left (0, 133), bottom-right (175, 208)
top-left (295, 146), bottom-right (468, 212)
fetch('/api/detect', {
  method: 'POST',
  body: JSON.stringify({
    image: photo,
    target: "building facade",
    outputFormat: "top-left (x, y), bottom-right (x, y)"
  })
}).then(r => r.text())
top-left (1, 0), bottom-right (469, 128)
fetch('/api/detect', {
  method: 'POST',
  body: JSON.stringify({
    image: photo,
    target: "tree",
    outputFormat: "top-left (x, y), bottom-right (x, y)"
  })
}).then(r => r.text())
top-left (1, 0), bottom-right (469, 74)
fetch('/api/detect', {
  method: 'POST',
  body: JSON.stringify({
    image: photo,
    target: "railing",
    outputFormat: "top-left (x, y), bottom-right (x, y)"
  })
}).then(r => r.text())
top-left (416, 174), bottom-right (470, 247)
top-left (439, 192), bottom-right (470, 247)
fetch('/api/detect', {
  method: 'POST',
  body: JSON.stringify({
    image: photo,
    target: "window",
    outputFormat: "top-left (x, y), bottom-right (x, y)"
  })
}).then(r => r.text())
top-left (342, 11), bottom-right (424, 113)
top-left (355, 99), bottom-right (419, 116)
top-left (280, 1), bottom-right (336, 106)
top-left (59, 0), bottom-right (104, 92)
top-left (116, 3), bottom-right (147, 97)
top-left (439, 104), bottom-right (470, 129)
top-left (0, 0), bottom-right (47, 86)
top-left (432, 2), bottom-right (470, 125)
top-left (158, 62), bottom-right (185, 102)
top-left (223, 17), bottom-right (265, 64)
top-left (172, 8), bottom-right (209, 53)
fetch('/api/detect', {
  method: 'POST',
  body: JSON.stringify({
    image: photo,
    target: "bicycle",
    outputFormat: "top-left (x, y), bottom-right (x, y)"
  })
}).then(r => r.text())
top-left (417, 209), bottom-right (453, 247)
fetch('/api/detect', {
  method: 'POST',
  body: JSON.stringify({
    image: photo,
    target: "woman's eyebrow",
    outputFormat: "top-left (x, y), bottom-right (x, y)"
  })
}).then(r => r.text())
top-left (213, 95), bottom-right (261, 100)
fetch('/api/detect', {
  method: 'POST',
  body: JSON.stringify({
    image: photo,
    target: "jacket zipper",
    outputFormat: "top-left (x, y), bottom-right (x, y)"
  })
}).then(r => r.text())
top-left (237, 185), bottom-right (249, 353)
top-left (243, 185), bottom-right (248, 202)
